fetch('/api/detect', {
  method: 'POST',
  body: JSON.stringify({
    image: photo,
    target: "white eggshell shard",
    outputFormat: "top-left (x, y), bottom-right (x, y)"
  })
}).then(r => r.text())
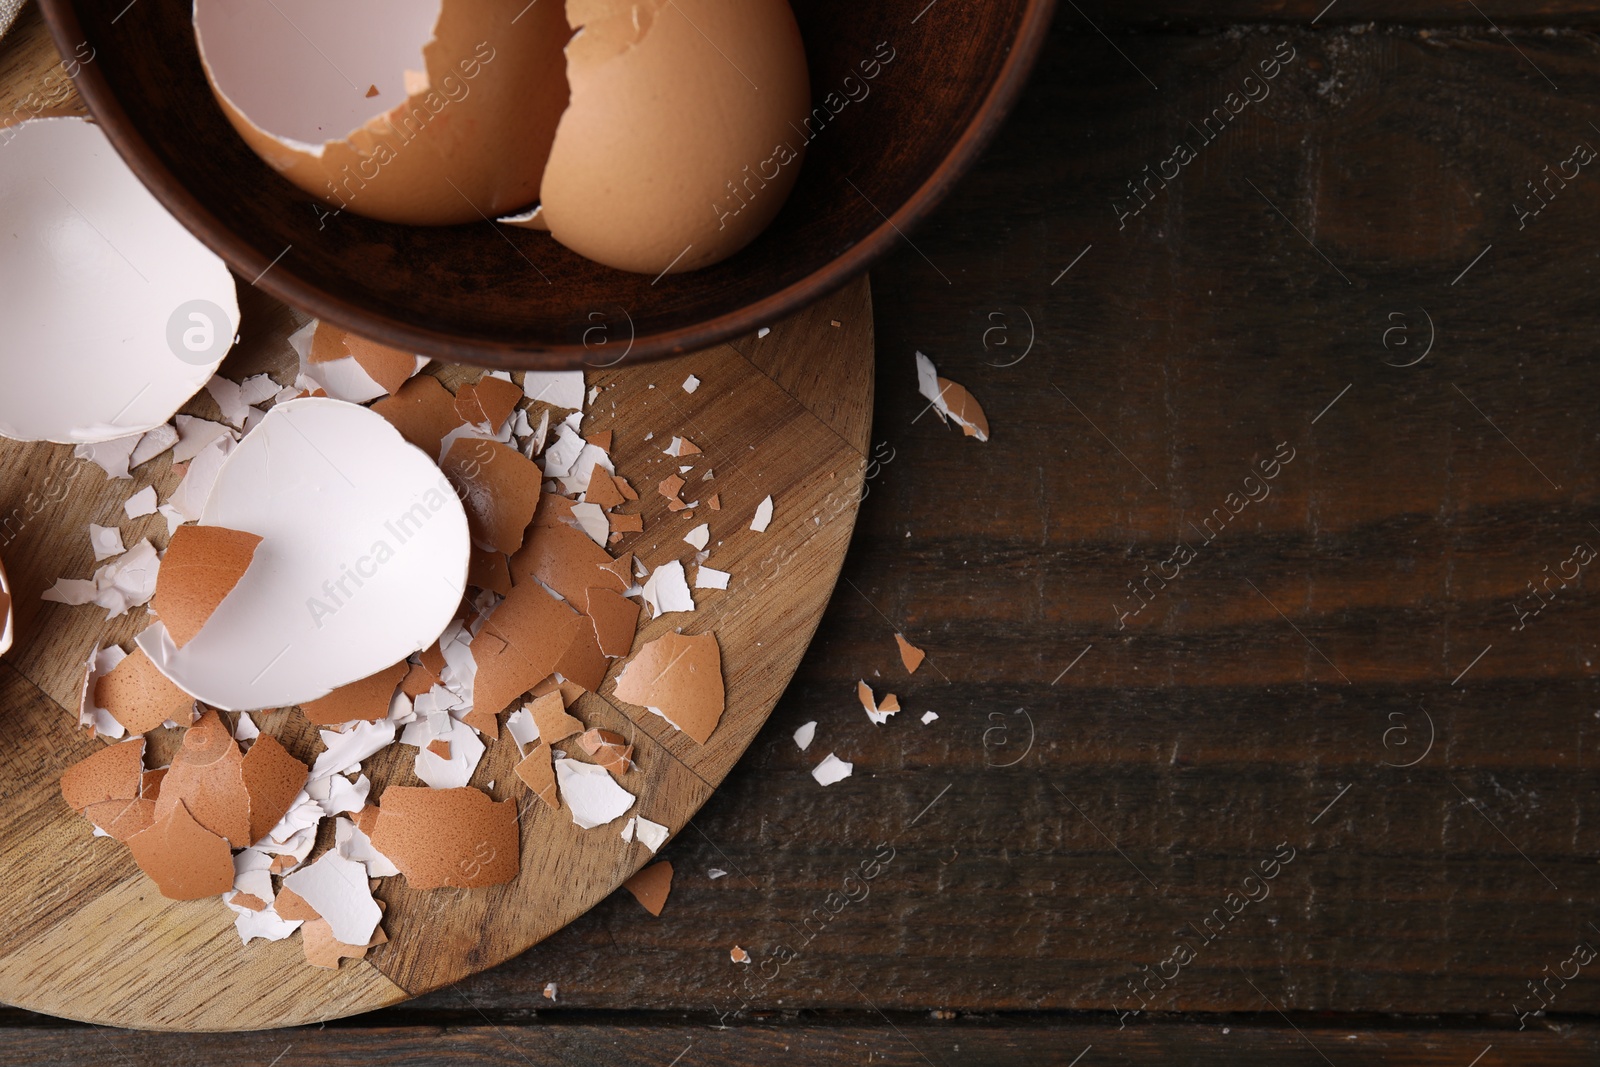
top-left (0, 118), bottom-right (238, 443)
top-left (0, 552), bottom-right (12, 656)
top-left (136, 398), bottom-right (469, 711)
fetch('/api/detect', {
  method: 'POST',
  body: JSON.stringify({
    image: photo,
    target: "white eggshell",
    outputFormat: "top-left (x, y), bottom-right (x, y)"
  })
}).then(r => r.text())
top-left (136, 398), bottom-right (469, 710)
top-left (0, 118), bottom-right (238, 443)
top-left (0, 552), bottom-right (12, 656)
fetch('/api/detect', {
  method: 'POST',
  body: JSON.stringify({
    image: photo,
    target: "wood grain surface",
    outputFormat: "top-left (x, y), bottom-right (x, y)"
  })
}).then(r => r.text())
top-left (5, 0), bottom-right (1600, 1061)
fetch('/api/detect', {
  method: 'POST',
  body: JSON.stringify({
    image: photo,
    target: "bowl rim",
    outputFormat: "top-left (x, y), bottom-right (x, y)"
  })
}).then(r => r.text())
top-left (38, 0), bottom-right (1057, 370)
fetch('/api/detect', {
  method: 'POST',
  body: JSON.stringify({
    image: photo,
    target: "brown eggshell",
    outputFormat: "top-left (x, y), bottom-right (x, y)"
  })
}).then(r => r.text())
top-left (303, 916), bottom-right (388, 969)
top-left (528, 690), bottom-right (584, 745)
top-left (274, 885), bottom-right (321, 922)
top-left (454, 375), bottom-right (523, 432)
top-left (585, 586), bottom-right (640, 658)
top-left (582, 464), bottom-right (625, 509)
top-left (578, 728), bottom-right (633, 779)
top-left (239, 733), bottom-right (310, 845)
top-left (152, 525), bottom-right (263, 648)
top-left (510, 521), bottom-right (628, 605)
top-left (554, 619), bottom-right (608, 694)
top-left (442, 438), bottom-right (541, 556)
top-left (541, 0), bottom-right (811, 274)
top-left (468, 548), bottom-right (514, 596)
top-left (95, 647), bottom-right (194, 736)
top-left (126, 799), bottom-right (236, 901)
top-left (194, 0), bottom-right (571, 225)
top-left (60, 737), bottom-right (145, 813)
top-left (311, 321), bottom-right (418, 395)
top-left (153, 708), bottom-right (252, 849)
top-left (82, 797), bottom-right (158, 842)
top-left (472, 582), bottom-right (584, 720)
top-left (937, 377), bottom-right (991, 440)
top-left (895, 633), bottom-right (926, 675)
top-left (301, 659), bottom-right (409, 726)
top-left (514, 741), bottom-right (559, 810)
top-left (623, 860), bottom-right (673, 917)
top-left (368, 785), bottom-right (520, 889)
top-left (371, 375), bottom-right (461, 457)
top-left (613, 631), bottom-right (725, 745)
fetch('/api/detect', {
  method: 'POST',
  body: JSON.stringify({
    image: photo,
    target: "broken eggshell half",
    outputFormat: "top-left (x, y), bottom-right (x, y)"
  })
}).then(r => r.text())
top-left (193, 0), bottom-right (570, 226)
top-left (0, 118), bottom-right (238, 444)
top-left (137, 398), bottom-right (470, 710)
top-left (529, 0), bottom-right (812, 275)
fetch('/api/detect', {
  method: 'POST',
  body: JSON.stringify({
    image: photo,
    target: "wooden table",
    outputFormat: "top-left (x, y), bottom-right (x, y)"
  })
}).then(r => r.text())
top-left (6, 1), bottom-right (1600, 1061)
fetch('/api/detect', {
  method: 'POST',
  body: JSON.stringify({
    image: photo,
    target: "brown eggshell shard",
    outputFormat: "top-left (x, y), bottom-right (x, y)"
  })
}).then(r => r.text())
top-left (83, 797), bottom-right (158, 842)
top-left (126, 799), bottom-right (236, 901)
top-left (153, 708), bottom-right (252, 849)
top-left (427, 739), bottom-right (452, 760)
top-left (608, 513), bottom-right (644, 534)
top-left (530, 492), bottom-right (577, 529)
top-left (514, 742), bottom-right (559, 810)
top-left (585, 587), bottom-right (641, 658)
top-left (401, 662), bottom-right (439, 697)
top-left (583, 464), bottom-right (625, 509)
top-left (371, 375), bottom-right (460, 457)
top-left (473, 582), bottom-right (584, 720)
top-left (302, 660), bottom-right (410, 727)
top-left (239, 733), bottom-right (310, 845)
top-left (578, 728), bottom-right (633, 779)
top-left (612, 475), bottom-right (639, 502)
top-left (511, 520), bottom-right (629, 605)
top-left (623, 860), bottom-right (673, 917)
top-left (895, 633), bottom-right (926, 675)
top-left (468, 548), bottom-right (514, 596)
top-left (442, 438), bottom-right (542, 556)
top-left (153, 525), bottom-right (263, 648)
top-left (707, 493), bottom-right (721, 511)
top-left (541, 0), bottom-right (811, 274)
top-left (61, 738), bottom-right (145, 812)
top-left (141, 768), bottom-right (167, 800)
top-left (311, 322), bottom-right (418, 395)
top-left (368, 785), bottom-right (520, 889)
top-left (194, 0), bottom-right (571, 226)
top-left (613, 632), bottom-right (725, 745)
top-left (455, 375), bottom-right (523, 431)
top-left (274, 885), bottom-right (321, 922)
top-left (303, 916), bottom-right (388, 969)
top-left (95, 647), bottom-right (194, 736)
top-left (856, 680), bottom-right (875, 716)
top-left (528, 690), bottom-right (584, 745)
top-left (230, 891), bottom-right (269, 913)
top-left (554, 621), bottom-right (608, 694)
top-left (936, 378), bottom-right (990, 440)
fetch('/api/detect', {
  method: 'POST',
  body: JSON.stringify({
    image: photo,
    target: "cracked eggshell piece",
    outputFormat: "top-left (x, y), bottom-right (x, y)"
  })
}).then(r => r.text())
top-left (0, 118), bottom-right (238, 444)
top-left (539, 0), bottom-right (812, 275)
top-left (193, 0), bottom-right (570, 226)
top-left (135, 398), bottom-right (470, 711)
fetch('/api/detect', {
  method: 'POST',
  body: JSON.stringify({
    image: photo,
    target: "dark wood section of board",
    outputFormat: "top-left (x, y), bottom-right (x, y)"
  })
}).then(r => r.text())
top-left (5, 3), bottom-right (1600, 1063)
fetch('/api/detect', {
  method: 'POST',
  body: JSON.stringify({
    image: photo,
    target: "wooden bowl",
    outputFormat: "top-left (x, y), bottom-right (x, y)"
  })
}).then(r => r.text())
top-left (37, 0), bottom-right (1054, 370)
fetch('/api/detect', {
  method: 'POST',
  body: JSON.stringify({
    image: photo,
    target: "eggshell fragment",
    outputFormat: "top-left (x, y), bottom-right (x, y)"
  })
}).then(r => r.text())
top-left (193, 0), bottom-right (571, 226)
top-left (126, 800), bottom-right (236, 901)
top-left (368, 785), bottom-right (520, 889)
top-left (613, 631), bottom-right (724, 744)
top-left (239, 734), bottom-right (311, 845)
top-left (812, 753), bottom-right (853, 787)
top-left (585, 587), bottom-right (640, 658)
top-left (578, 728), bottom-right (633, 779)
top-left (528, 690), bottom-right (584, 746)
top-left (455, 376), bottom-right (523, 433)
top-left (623, 860), bottom-right (673, 916)
top-left (310, 322), bottom-right (422, 396)
top-left (0, 118), bottom-right (238, 443)
top-left (301, 660), bottom-right (410, 727)
top-left (61, 737), bottom-right (145, 814)
top-left (895, 634), bottom-right (926, 674)
top-left (442, 438), bottom-right (541, 556)
top-left (284, 850), bottom-right (383, 946)
top-left (152, 525), bottom-right (263, 649)
top-left (95, 647), bottom-right (194, 736)
top-left (372, 375), bottom-right (461, 458)
top-left (303, 917), bottom-right (388, 970)
top-left (540, 0), bottom-right (811, 274)
top-left (153, 709), bottom-right (252, 848)
top-left (510, 521), bottom-right (628, 605)
top-left (514, 742), bottom-right (559, 810)
top-left (915, 352), bottom-right (990, 442)
top-left (470, 582), bottom-right (584, 720)
top-left (136, 399), bottom-right (470, 711)
top-left (554, 757), bottom-right (635, 829)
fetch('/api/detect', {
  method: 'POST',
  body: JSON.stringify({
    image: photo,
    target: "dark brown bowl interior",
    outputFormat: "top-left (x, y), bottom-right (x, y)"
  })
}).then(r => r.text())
top-left (39, 0), bottom-right (1054, 370)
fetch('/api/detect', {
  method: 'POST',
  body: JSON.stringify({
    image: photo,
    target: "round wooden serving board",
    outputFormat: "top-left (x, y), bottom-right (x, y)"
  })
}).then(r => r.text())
top-left (0, 14), bottom-right (873, 1028)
